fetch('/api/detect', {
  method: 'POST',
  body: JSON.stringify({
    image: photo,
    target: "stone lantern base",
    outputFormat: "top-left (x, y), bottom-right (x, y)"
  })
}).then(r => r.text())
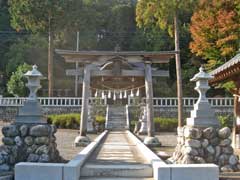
top-left (144, 136), bottom-right (161, 147)
top-left (0, 123), bottom-right (62, 171)
top-left (170, 126), bottom-right (240, 172)
top-left (74, 135), bottom-right (91, 147)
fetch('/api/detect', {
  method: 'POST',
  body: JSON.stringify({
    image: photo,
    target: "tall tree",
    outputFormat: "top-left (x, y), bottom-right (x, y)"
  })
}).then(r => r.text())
top-left (7, 63), bottom-right (31, 97)
top-left (136, 0), bottom-right (195, 128)
top-left (8, 0), bottom-right (66, 96)
top-left (190, 0), bottom-right (240, 70)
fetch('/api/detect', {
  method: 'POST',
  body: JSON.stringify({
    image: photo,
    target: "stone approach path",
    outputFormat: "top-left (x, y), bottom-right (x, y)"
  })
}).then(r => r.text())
top-left (0, 123), bottom-right (177, 161)
top-left (80, 131), bottom-right (154, 180)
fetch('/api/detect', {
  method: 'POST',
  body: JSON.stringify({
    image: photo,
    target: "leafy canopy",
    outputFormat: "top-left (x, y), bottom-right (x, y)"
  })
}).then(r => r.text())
top-left (7, 63), bottom-right (31, 97)
top-left (136, 0), bottom-right (195, 36)
top-left (190, 0), bottom-right (240, 70)
top-left (8, 0), bottom-right (66, 32)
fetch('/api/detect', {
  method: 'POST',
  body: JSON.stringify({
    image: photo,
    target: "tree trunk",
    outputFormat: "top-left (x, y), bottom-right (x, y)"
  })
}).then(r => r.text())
top-left (48, 17), bottom-right (53, 97)
top-left (174, 13), bottom-right (183, 128)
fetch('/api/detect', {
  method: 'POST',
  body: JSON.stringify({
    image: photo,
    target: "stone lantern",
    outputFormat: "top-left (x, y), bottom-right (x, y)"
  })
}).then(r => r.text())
top-left (186, 66), bottom-right (220, 128)
top-left (24, 65), bottom-right (44, 100)
top-left (15, 65), bottom-right (46, 124)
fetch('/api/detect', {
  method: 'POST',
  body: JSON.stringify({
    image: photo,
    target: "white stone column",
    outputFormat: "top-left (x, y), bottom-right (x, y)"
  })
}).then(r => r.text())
top-left (75, 64), bottom-right (91, 146)
top-left (139, 106), bottom-right (148, 134)
top-left (144, 62), bottom-right (161, 147)
top-left (74, 62), bottom-right (79, 97)
top-left (145, 62), bottom-right (154, 137)
top-left (79, 64), bottom-right (90, 136)
top-left (87, 105), bottom-right (95, 133)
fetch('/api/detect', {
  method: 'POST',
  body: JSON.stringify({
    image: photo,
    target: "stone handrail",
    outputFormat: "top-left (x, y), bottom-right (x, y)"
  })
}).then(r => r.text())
top-left (0, 97), bottom-right (234, 107)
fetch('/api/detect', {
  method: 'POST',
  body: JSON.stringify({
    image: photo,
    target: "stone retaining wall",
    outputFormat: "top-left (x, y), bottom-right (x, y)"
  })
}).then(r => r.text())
top-left (0, 106), bottom-right (233, 121)
top-left (0, 124), bottom-right (61, 171)
top-left (170, 126), bottom-right (240, 172)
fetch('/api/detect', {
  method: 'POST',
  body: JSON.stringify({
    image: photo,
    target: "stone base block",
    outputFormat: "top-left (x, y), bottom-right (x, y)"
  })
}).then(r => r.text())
top-left (74, 136), bottom-right (91, 147)
top-left (0, 123), bottom-right (61, 170)
top-left (144, 136), bottom-right (161, 147)
top-left (171, 126), bottom-right (240, 172)
top-left (154, 163), bottom-right (219, 180)
top-left (15, 163), bottom-right (64, 180)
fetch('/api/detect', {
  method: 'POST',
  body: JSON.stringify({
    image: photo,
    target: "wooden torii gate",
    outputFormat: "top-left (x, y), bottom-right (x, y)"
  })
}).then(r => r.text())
top-left (56, 49), bottom-right (176, 146)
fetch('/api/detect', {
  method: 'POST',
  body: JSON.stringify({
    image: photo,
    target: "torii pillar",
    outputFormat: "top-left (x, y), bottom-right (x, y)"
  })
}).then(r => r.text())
top-left (74, 64), bottom-right (91, 146)
top-left (143, 61), bottom-right (161, 147)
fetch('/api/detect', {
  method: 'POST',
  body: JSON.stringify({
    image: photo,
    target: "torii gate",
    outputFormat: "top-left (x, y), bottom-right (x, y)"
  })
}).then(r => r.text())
top-left (56, 49), bottom-right (176, 146)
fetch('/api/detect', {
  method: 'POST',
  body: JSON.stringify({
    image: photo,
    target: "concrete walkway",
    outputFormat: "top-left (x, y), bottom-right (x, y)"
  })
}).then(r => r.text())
top-left (80, 131), bottom-right (153, 180)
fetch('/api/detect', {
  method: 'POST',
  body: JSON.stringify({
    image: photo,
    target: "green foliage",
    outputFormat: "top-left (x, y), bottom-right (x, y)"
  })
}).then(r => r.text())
top-left (47, 113), bottom-right (105, 129)
top-left (217, 81), bottom-right (236, 94)
top-left (47, 113), bottom-right (80, 129)
top-left (8, 0), bottom-right (66, 32)
top-left (130, 117), bottom-right (178, 132)
top-left (7, 63), bottom-right (31, 97)
top-left (95, 115), bottom-right (105, 124)
top-left (5, 34), bottom-right (48, 77)
top-left (190, 0), bottom-right (240, 70)
top-left (154, 117), bottom-right (178, 131)
top-left (0, 1), bottom-right (11, 30)
top-left (218, 115), bottom-right (233, 128)
top-left (136, 0), bottom-right (195, 37)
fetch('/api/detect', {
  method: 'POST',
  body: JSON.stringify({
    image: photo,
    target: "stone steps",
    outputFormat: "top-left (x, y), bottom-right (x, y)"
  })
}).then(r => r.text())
top-left (106, 106), bottom-right (127, 130)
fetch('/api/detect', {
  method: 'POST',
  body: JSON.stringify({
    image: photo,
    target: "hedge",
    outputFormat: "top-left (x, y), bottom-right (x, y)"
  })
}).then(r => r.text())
top-left (131, 115), bottom-right (233, 132)
top-left (47, 113), bottom-right (233, 131)
top-left (47, 113), bottom-right (80, 129)
top-left (47, 113), bottom-right (106, 129)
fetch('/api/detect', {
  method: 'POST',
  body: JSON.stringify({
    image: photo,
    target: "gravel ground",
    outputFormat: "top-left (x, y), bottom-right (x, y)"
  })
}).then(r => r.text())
top-left (55, 129), bottom-right (98, 160)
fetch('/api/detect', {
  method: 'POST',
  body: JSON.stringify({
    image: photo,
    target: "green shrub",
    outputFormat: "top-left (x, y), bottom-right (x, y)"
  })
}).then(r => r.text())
top-left (218, 115), bottom-right (233, 128)
top-left (154, 117), bottom-right (178, 132)
top-left (130, 117), bottom-right (178, 132)
top-left (47, 113), bottom-right (80, 129)
top-left (47, 113), bottom-right (106, 129)
top-left (96, 115), bottom-right (105, 124)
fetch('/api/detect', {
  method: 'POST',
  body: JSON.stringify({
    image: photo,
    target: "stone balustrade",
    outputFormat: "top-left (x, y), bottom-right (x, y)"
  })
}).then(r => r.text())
top-left (0, 97), bottom-right (234, 121)
top-left (0, 97), bottom-right (234, 107)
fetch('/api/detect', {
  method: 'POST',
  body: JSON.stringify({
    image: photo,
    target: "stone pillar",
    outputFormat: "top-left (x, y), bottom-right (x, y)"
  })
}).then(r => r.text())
top-left (143, 62), bottom-right (161, 146)
top-left (74, 64), bottom-right (91, 146)
top-left (75, 62), bottom-right (79, 97)
top-left (87, 105), bottom-right (95, 133)
top-left (139, 106), bottom-right (148, 135)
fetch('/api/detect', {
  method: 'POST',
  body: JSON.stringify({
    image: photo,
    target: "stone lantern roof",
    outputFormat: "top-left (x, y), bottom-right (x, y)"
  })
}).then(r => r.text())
top-left (191, 66), bottom-right (213, 82)
top-left (24, 65), bottom-right (44, 78)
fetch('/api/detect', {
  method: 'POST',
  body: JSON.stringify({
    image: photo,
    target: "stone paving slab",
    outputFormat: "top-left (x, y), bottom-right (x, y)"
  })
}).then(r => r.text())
top-left (86, 131), bottom-right (148, 165)
top-left (80, 131), bottom-right (153, 178)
